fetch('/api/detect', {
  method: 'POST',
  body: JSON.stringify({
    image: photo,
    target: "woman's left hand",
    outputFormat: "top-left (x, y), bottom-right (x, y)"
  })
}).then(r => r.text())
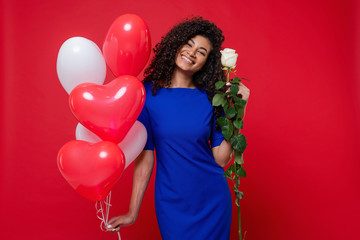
top-left (225, 81), bottom-right (250, 120)
top-left (226, 82), bottom-right (250, 101)
top-left (236, 82), bottom-right (250, 101)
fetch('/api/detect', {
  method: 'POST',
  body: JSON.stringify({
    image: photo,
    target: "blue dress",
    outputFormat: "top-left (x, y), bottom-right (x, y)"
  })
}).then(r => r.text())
top-left (138, 82), bottom-right (232, 240)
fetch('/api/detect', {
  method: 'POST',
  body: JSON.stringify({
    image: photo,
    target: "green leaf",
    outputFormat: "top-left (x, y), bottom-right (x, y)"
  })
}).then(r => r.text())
top-left (225, 106), bottom-right (236, 119)
top-left (230, 136), bottom-right (241, 152)
top-left (215, 81), bottom-right (225, 90)
top-left (230, 84), bottom-right (239, 96)
top-left (231, 77), bottom-right (240, 84)
top-left (238, 165), bottom-right (246, 178)
top-left (237, 108), bottom-right (243, 119)
top-left (234, 97), bottom-right (247, 108)
top-left (234, 101), bottom-right (243, 111)
top-left (228, 164), bottom-right (235, 173)
top-left (238, 134), bottom-right (247, 152)
top-left (221, 100), bottom-right (229, 108)
top-left (217, 117), bottom-right (233, 140)
top-left (234, 96), bottom-right (246, 107)
top-left (222, 103), bottom-right (229, 113)
top-left (212, 93), bottom-right (226, 107)
top-left (234, 151), bottom-right (244, 164)
top-left (233, 96), bottom-right (240, 103)
top-left (230, 134), bottom-right (247, 152)
top-left (223, 168), bottom-right (232, 179)
top-left (216, 117), bottom-right (227, 127)
top-left (221, 118), bottom-right (233, 141)
top-left (233, 119), bottom-right (243, 129)
top-left (234, 102), bottom-right (244, 119)
top-left (224, 164), bottom-right (236, 179)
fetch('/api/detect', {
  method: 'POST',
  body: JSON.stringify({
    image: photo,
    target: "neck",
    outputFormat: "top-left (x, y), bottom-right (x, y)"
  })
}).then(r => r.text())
top-left (170, 68), bottom-right (195, 88)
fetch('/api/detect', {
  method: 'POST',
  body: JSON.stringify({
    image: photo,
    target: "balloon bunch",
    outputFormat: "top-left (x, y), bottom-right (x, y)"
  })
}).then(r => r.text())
top-left (56, 14), bottom-right (151, 236)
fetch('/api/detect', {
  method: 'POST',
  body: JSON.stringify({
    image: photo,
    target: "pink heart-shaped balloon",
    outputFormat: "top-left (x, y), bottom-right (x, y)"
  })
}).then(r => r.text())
top-left (57, 140), bottom-right (125, 201)
top-left (69, 75), bottom-right (145, 143)
top-left (75, 121), bottom-right (147, 169)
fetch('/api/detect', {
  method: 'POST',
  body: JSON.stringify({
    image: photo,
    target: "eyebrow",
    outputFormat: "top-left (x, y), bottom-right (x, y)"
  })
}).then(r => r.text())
top-left (189, 39), bottom-right (208, 53)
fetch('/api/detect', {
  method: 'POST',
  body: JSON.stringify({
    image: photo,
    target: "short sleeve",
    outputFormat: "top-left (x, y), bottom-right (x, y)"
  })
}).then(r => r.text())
top-left (137, 104), bottom-right (155, 150)
top-left (210, 113), bottom-right (225, 148)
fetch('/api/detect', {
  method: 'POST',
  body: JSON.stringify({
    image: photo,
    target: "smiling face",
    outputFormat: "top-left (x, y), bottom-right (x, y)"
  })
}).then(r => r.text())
top-left (174, 35), bottom-right (212, 76)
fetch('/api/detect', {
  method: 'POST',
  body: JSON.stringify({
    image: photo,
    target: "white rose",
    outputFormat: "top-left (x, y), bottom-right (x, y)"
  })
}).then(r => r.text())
top-left (220, 48), bottom-right (238, 68)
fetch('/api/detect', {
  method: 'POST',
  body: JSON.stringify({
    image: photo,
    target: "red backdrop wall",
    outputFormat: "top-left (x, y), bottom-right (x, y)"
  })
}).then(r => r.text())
top-left (1, 0), bottom-right (359, 239)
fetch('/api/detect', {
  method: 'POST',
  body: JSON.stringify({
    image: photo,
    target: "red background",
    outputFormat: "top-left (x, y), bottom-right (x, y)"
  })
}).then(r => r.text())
top-left (1, 0), bottom-right (359, 239)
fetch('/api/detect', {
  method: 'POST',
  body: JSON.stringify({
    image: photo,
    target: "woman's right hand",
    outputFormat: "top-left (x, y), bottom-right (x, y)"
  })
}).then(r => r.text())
top-left (106, 212), bottom-right (136, 233)
top-left (106, 150), bottom-right (155, 233)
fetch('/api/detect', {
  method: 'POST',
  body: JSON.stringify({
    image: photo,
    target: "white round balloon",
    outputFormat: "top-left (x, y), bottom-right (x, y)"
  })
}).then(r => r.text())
top-left (57, 37), bottom-right (106, 94)
top-left (75, 121), bottom-right (147, 169)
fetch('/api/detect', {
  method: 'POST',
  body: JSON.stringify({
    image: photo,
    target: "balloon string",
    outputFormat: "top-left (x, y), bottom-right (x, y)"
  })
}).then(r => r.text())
top-left (95, 192), bottom-right (121, 240)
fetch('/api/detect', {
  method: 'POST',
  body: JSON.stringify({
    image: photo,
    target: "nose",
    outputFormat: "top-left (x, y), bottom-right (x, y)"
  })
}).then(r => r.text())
top-left (188, 49), bottom-right (196, 58)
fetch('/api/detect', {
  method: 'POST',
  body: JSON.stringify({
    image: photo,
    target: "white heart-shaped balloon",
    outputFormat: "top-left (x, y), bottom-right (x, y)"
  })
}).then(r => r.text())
top-left (57, 37), bottom-right (106, 94)
top-left (75, 121), bottom-right (147, 169)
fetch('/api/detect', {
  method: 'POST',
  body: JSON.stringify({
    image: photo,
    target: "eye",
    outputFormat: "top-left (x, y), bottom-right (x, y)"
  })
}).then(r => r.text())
top-left (198, 51), bottom-right (205, 56)
top-left (186, 42), bottom-right (192, 47)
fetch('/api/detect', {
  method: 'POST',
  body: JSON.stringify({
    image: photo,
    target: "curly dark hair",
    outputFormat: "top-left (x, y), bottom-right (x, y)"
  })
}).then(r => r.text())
top-left (143, 16), bottom-right (226, 118)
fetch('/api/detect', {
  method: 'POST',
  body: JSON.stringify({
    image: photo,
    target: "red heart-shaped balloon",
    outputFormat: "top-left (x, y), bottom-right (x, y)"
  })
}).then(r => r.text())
top-left (57, 140), bottom-right (125, 201)
top-left (69, 75), bottom-right (145, 143)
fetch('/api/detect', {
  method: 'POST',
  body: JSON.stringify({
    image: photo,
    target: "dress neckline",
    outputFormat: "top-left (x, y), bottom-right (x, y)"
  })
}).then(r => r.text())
top-left (166, 87), bottom-right (197, 90)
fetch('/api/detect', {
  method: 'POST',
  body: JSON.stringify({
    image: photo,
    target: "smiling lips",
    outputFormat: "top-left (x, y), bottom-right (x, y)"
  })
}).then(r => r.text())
top-left (181, 54), bottom-right (194, 64)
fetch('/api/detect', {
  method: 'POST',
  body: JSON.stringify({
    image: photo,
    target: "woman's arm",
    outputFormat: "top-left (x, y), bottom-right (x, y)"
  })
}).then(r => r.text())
top-left (106, 150), bottom-right (155, 232)
top-left (212, 140), bottom-right (233, 167)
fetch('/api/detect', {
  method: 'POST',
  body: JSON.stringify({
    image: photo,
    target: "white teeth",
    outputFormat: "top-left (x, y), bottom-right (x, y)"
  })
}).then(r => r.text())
top-left (182, 55), bottom-right (193, 64)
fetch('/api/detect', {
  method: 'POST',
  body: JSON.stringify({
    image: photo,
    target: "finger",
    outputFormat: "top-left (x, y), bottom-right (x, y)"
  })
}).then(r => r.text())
top-left (110, 226), bottom-right (120, 234)
top-left (106, 219), bottom-right (120, 230)
top-left (105, 224), bottom-right (114, 231)
top-left (238, 90), bottom-right (249, 96)
top-left (238, 85), bottom-right (249, 92)
top-left (239, 85), bottom-right (249, 91)
top-left (238, 88), bottom-right (250, 94)
top-left (108, 217), bottom-right (119, 225)
top-left (238, 82), bottom-right (249, 87)
top-left (238, 82), bottom-right (249, 88)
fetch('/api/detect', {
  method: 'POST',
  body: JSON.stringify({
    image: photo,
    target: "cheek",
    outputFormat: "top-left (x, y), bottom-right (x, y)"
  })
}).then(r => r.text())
top-left (174, 52), bottom-right (181, 64)
top-left (179, 46), bottom-right (188, 53)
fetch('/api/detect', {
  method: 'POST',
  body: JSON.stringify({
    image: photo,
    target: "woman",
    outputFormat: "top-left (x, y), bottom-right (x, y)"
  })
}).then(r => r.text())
top-left (107, 16), bottom-right (250, 239)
